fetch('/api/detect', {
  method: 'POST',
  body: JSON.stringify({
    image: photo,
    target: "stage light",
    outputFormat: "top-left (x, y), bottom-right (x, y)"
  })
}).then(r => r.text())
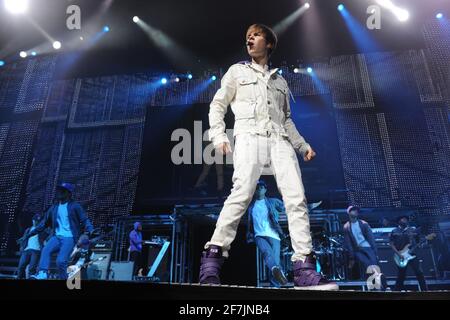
top-left (293, 68), bottom-right (300, 73)
top-left (278, 69), bottom-right (283, 75)
top-left (4, 0), bottom-right (28, 14)
top-left (80, 36), bottom-right (84, 41)
top-left (338, 4), bottom-right (344, 11)
top-left (304, 2), bottom-right (310, 9)
top-left (53, 41), bottom-right (61, 50)
top-left (103, 26), bottom-right (110, 32)
top-left (175, 77), bottom-right (180, 83)
top-left (395, 9), bottom-right (409, 22)
top-left (307, 67), bottom-right (313, 73)
top-left (0, 60), bottom-right (5, 67)
top-left (19, 51), bottom-right (27, 58)
top-left (211, 75), bottom-right (217, 81)
top-left (187, 74), bottom-right (193, 79)
top-left (376, 1), bottom-right (409, 22)
top-left (133, 16), bottom-right (140, 23)
top-left (161, 77), bottom-right (167, 84)
top-left (31, 51), bottom-right (37, 56)
top-left (436, 13), bottom-right (443, 19)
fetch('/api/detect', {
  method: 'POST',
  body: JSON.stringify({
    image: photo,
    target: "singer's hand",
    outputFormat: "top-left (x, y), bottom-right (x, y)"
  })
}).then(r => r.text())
top-left (216, 142), bottom-right (232, 155)
top-left (303, 147), bottom-right (316, 162)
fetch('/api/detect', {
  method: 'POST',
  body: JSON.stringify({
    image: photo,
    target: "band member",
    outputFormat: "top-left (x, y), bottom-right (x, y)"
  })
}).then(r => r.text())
top-left (390, 215), bottom-right (428, 291)
top-left (129, 222), bottom-right (144, 276)
top-left (199, 23), bottom-right (337, 290)
top-left (26, 182), bottom-right (94, 280)
top-left (16, 214), bottom-right (45, 279)
top-left (343, 206), bottom-right (387, 290)
top-left (246, 180), bottom-right (288, 287)
top-left (380, 217), bottom-right (393, 228)
top-left (68, 234), bottom-right (92, 280)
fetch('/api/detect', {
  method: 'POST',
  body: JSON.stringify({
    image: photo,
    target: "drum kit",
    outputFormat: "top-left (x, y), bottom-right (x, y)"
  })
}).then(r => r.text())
top-left (282, 231), bottom-right (347, 280)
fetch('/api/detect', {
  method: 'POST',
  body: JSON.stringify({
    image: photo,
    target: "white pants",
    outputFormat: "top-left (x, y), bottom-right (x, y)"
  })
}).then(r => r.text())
top-left (205, 133), bottom-right (313, 262)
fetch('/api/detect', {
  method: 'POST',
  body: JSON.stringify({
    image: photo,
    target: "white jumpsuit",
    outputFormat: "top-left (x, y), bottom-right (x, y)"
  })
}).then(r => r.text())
top-left (206, 61), bottom-right (313, 262)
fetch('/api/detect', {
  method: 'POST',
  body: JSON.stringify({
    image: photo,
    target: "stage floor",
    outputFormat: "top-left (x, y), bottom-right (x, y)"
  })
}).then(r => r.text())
top-left (1, 279), bottom-right (450, 300)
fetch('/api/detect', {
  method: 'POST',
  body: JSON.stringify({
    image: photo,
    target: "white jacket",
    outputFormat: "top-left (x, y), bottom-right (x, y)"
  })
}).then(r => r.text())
top-left (208, 61), bottom-right (311, 156)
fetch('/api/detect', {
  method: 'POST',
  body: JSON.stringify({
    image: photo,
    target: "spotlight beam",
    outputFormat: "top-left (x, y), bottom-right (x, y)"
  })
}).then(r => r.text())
top-left (376, 0), bottom-right (409, 22)
top-left (273, 3), bottom-right (311, 36)
top-left (135, 19), bottom-right (199, 69)
top-left (25, 16), bottom-right (55, 43)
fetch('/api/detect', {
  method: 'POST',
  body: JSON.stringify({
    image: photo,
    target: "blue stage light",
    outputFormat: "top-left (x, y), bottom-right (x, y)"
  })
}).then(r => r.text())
top-left (103, 26), bottom-right (110, 32)
top-left (278, 69), bottom-right (283, 75)
top-left (211, 75), bottom-right (217, 81)
top-left (31, 51), bottom-right (37, 56)
top-left (338, 4), bottom-right (344, 11)
top-left (0, 60), bottom-right (5, 67)
top-left (161, 77), bottom-right (168, 84)
top-left (436, 13), bottom-right (443, 19)
top-left (307, 67), bottom-right (313, 73)
top-left (187, 74), bottom-right (193, 80)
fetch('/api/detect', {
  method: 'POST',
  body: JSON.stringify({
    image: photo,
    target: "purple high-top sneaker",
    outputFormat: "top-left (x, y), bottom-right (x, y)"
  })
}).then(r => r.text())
top-left (199, 245), bottom-right (224, 285)
top-left (293, 254), bottom-right (339, 290)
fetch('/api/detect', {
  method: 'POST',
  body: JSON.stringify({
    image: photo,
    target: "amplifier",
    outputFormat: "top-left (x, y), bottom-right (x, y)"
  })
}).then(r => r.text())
top-left (377, 246), bottom-right (437, 278)
top-left (92, 241), bottom-right (113, 251)
top-left (87, 251), bottom-right (111, 280)
top-left (108, 261), bottom-right (134, 281)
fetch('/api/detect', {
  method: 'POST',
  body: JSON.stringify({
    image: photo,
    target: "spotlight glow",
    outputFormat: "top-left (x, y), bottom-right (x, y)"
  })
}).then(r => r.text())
top-left (4, 0), bottom-right (28, 14)
top-left (161, 78), bottom-right (168, 84)
top-left (19, 51), bottom-right (27, 58)
top-left (307, 67), bottom-right (313, 73)
top-left (304, 2), bottom-right (310, 9)
top-left (278, 69), bottom-right (283, 75)
top-left (0, 60), bottom-right (5, 67)
top-left (31, 51), bottom-right (37, 56)
top-left (103, 26), bottom-right (110, 32)
top-left (376, 0), bottom-right (409, 22)
top-left (436, 13), bottom-right (443, 19)
top-left (53, 41), bottom-right (61, 50)
top-left (395, 9), bottom-right (409, 22)
top-left (211, 75), bottom-right (217, 81)
top-left (338, 4), bottom-right (344, 11)
top-left (80, 36), bottom-right (84, 41)
top-left (133, 16), bottom-right (140, 23)
top-left (187, 74), bottom-right (193, 80)
top-left (293, 68), bottom-right (300, 73)
top-left (175, 77), bottom-right (180, 83)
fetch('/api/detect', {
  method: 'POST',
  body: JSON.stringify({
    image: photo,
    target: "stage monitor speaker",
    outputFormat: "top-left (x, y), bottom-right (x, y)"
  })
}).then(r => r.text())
top-left (108, 261), bottom-right (134, 281)
top-left (87, 252), bottom-right (111, 280)
top-left (377, 246), bottom-right (437, 278)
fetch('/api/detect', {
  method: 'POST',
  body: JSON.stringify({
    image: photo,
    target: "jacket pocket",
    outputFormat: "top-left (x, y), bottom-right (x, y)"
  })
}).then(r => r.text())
top-left (236, 75), bottom-right (257, 102)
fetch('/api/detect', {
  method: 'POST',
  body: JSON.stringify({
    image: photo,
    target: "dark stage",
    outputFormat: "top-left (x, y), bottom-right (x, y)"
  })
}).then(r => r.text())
top-left (1, 279), bottom-right (450, 300)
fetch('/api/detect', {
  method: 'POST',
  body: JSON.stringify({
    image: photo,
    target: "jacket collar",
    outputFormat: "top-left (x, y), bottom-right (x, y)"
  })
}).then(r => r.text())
top-left (245, 61), bottom-right (279, 77)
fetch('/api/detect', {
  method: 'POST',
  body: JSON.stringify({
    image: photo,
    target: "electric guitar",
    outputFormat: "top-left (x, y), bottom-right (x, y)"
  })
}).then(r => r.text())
top-left (393, 233), bottom-right (436, 268)
top-left (67, 256), bottom-right (107, 279)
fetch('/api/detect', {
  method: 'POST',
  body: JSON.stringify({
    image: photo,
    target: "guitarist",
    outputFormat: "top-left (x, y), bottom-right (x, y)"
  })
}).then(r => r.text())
top-left (68, 234), bottom-right (92, 280)
top-left (17, 214), bottom-right (46, 279)
top-left (390, 215), bottom-right (428, 291)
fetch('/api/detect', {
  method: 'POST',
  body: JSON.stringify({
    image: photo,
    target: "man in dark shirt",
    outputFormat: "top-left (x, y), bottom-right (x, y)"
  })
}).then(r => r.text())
top-left (389, 215), bottom-right (427, 291)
